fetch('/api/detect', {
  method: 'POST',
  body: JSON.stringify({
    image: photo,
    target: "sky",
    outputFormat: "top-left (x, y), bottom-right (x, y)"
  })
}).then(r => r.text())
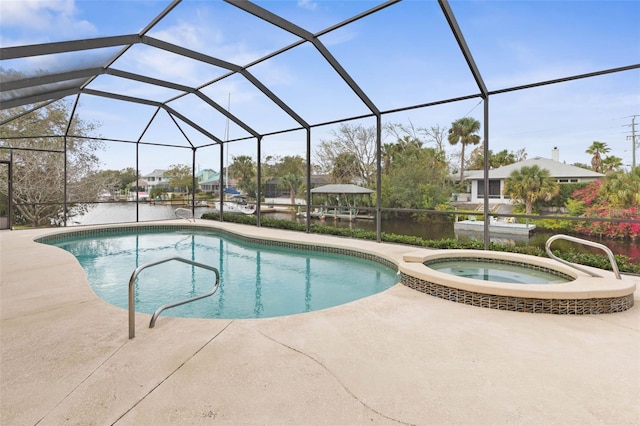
top-left (1, 0), bottom-right (639, 175)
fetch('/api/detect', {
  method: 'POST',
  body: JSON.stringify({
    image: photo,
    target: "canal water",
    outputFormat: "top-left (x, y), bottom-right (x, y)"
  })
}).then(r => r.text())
top-left (71, 203), bottom-right (639, 262)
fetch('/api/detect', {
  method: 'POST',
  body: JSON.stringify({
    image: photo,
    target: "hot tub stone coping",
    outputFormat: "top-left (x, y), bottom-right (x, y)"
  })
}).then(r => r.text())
top-left (399, 249), bottom-right (636, 313)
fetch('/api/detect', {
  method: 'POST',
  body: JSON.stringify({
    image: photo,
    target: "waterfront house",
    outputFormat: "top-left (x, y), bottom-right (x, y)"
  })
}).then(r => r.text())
top-left (457, 149), bottom-right (604, 204)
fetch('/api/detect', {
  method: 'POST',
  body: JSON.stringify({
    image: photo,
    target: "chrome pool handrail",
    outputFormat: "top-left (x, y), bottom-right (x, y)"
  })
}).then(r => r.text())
top-left (174, 207), bottom-right (195, 222)
top-left (128, 256), bottom-right (220, 339)
top-left (545, 234), bottom-right (621, 280)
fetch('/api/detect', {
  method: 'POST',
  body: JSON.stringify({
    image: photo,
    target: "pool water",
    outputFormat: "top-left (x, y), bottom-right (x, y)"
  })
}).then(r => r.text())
top-left (49, 229), bottom-right (398, 319)
top-left (425, 259), bottom-right (571, 284)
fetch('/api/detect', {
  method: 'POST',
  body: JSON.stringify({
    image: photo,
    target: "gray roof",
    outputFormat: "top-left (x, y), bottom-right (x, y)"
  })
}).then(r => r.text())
top-left (310, 184), bottom-right (374, 194)
top-left (462, 157), bottom-right (604, 180)
top-left (142, 169), bottom-right (167, 178)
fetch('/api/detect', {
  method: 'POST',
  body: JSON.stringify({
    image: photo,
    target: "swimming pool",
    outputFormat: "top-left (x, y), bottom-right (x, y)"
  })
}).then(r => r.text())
top-left (44, 227), bottom-right (398, 319)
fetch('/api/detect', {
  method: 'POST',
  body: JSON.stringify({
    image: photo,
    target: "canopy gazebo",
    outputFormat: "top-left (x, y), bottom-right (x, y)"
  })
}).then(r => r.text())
top-left (310, 184), bottom-right (374, 221)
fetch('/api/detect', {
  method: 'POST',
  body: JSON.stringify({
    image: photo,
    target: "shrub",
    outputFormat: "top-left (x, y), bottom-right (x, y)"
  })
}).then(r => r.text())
top-left (200, 213), bottom-right (639, 273)
top-left (551, 250), bottom-right (639, 274)
top-left (536, 182), bottom-right (589, 209)
top-left (573, 206), bottom-right (640, 241)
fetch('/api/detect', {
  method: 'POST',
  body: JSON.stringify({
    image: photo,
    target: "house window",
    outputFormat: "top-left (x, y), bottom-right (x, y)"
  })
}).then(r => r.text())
top-left (477, 180), bottom-right (501, 198)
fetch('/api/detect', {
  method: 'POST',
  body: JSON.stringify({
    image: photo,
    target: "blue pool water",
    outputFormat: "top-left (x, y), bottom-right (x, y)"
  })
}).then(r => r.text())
top-left (48, 229), bottom-right (398, 319)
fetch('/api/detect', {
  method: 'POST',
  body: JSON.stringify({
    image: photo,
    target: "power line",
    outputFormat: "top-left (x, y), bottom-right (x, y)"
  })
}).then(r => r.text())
top-left (624, 115), bottom-right (639, 169)
top-left (463, 99), bottom-right (482, 117)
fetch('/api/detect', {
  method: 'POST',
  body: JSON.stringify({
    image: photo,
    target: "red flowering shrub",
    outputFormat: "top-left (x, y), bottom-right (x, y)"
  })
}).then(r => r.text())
top-left (573, 206), bottom-right (640, 241)
top-left (569, 179), bottom-right (639, 240)
top-left (571, 180), bottom-right (602, 206)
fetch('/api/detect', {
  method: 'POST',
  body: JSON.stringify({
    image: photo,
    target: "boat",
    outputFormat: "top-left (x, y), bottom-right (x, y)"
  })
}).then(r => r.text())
top-left (212, 201), bottom-right (256, 215)
top-left (453, 217), bottom-right (535, 236)
top-left (296, 207), bottom-right (324, 219)
top-left (212, 196), bottom-right (256, 215)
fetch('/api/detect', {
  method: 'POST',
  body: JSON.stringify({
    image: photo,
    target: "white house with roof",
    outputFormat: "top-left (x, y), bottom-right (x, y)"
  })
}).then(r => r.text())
top-left (459, 150), bottom-right (604, 204)
top-left (141, 169), bottom-right (168, 189)
top-left (141, 168), bottom-right (221, 193)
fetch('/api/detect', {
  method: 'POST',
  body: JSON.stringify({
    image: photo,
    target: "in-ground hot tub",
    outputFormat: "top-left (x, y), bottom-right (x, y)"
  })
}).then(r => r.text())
top-left (424, 257), bottom-right (573, 284)
top-left (400, 249), bottom-right (636, 314)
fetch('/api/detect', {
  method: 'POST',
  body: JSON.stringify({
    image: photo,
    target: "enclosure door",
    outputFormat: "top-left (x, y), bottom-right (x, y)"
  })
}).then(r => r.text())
top-left (0, 161), bottom-right (10, 229)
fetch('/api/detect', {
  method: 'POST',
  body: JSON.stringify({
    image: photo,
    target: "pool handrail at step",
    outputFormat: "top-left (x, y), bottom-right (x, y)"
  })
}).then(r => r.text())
top-left (174, 207), bottom-right (195, 222)
top-left (545, 234), bottom-right (621, 280)
top-left (128, 256), bottom-right (220, 339)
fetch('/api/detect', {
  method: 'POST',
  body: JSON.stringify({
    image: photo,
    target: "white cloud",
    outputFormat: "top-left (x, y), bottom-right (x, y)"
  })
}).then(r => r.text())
top-left (297, 0), bottom-right (318, 12)
top-left (319, 27), bottom-right (357, 47)
top-left (0, 0), bottom-right (96, 43)
top-left (151, 20), bottom-right (216, 51)
top-left (151, 19), bottom-right (270, 68)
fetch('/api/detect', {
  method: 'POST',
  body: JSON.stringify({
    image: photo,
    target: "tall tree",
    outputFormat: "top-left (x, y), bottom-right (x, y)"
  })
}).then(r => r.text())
top-left (331, 152), bottom-right (359, 183)
top-left (93, 167), bottom-right (138, 198)
top-left (386, 122), bottom-right (449, 168)
top-left (380, 143), bottom-right (451, 210)
top-left (448, 117), bottom-right (481, 185)
top-left (600, 167), bottom-right (640, 207)
top-left (383, 122), bottom-right (434, 178)
top-left (503, 165), bottom-right (559, 214)
top-left (380, 143), bottom-right (396, 175)
top-left (315, 123), bottom-right (377, 186)
top-left (467, 146), bottom-right (525, 170)
top-left (384, 122), bottom-right (423, 148)
top-left (270, 155), bottom-right (305, 202)
top-left (228, 155), bottom-right (256, 195)
top-left (586, 141), bottom-right (610, 173)
top-left (601, 155), bottom-right (623, 174)
top-left (421, 124), bottom-right (449, 156)
top-left (164, 164), bottom-right (193, 194)
top-left (0, 93), bottom-right (101, 226)
top-left (273, 155), bottom-right (305, 177)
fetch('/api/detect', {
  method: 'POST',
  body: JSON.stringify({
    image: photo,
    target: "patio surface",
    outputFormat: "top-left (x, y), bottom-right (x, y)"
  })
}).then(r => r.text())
top-left (1, 220), bottom-right (638, 425)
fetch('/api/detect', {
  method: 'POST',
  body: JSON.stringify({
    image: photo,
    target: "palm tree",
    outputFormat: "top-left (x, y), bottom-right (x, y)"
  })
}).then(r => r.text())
top-left (381, 143), bottom-right (396, 175)
top-left (448, 117), bottom-right (481, 185)
top-left (586, 141), bottom-right (610, 173)
top-left (601, 155), bottom-right (623, 173)
top-left (381, 137), bottom-right (423, 176)
top-left (601, 167), bottom-right (640, 207)
top-left (279, 173), bottom-right (304, 206)
top-left (229, 155), bottom-right (256, 195)
top-left (503, 165), bottom-right (559, 214)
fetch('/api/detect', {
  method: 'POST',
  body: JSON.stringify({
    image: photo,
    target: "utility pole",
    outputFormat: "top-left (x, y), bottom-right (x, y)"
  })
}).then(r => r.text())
top-left (633, 116), bottom-right (637, 169)
top-left (626, 115), bottom-right (638, 169)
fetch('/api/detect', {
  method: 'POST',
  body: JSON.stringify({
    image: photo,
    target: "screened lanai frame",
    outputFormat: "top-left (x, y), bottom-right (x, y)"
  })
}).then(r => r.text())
top-left (1, 0), bottom-right (639, 248)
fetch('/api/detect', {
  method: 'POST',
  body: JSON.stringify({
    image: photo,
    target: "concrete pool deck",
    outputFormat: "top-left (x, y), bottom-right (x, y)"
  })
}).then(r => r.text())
top-left (1, 220), bottom-right (639, 425)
